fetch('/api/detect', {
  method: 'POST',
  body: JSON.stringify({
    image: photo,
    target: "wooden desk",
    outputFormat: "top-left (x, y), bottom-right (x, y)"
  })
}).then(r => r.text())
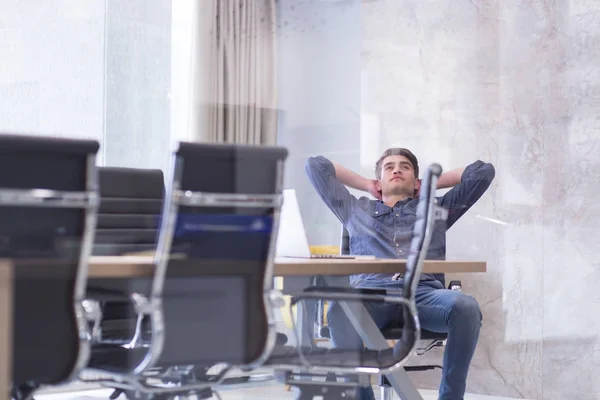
top-left (87, 256), bottom-right (486, 278)
top-left (0, 261), bottom-right (12, 400)
top-left (0, 257), bottom-right (485, 400)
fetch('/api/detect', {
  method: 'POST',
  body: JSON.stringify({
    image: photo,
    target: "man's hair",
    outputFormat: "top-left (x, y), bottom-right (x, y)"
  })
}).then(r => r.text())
top-left (374, 148), bottom-right (419, 180)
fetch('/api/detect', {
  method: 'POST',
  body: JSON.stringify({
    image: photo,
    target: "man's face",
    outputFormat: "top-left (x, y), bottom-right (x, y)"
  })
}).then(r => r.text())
top-left (376, 155), bottom-right (420, 197)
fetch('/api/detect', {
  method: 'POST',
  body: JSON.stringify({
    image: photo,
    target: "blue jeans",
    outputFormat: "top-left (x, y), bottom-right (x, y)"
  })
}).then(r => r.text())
top-left (327, 280), bottom-right (481, 400)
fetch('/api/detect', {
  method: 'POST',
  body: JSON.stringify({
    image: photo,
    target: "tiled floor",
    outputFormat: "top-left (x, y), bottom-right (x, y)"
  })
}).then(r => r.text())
top-left (36, 382), bottom-right (529, 400)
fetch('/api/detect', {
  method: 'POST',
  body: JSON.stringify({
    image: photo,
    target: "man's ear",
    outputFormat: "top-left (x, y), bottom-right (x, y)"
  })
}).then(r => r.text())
top-left (414, 178), bottom-right (422, 197)
top-left (375, 180), bottom-right (382, 192)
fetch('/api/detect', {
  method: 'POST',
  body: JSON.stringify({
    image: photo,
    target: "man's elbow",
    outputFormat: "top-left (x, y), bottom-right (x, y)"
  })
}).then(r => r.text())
top-left (305, 156), bottom-right (320, 176)
top-left (305, 155), bottom-right (332, 177)
top-left (478, 162), bottom-right (495, 186)
top-left (483, 162), bottom-right (495, 181)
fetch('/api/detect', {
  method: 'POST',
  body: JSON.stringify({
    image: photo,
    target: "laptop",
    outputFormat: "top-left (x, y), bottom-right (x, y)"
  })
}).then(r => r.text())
top-left (276, 189), bottom-right (374, 259)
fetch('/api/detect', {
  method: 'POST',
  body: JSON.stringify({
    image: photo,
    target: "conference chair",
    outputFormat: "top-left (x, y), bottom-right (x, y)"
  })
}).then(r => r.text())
top-left (314, 227), bottom-right (463, 398)
top-left (0, 134), bottom-right (100, 400)
top-left (87, 142), bottom-right (288, 400)
top-left (89, 167), bottom-right (164, 345)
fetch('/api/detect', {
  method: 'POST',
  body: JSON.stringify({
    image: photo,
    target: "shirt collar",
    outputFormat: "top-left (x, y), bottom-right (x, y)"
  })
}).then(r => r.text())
top-left (378, 197), bottom-right (413, 208)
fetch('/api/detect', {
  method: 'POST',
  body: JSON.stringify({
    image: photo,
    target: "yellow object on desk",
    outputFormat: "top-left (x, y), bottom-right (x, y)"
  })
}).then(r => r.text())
top-left (310, 245), bottom-right (341, 255)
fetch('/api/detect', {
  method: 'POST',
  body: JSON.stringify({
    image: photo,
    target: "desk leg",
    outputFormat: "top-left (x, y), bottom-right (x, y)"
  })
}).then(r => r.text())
top-left (0, 261), bottom-right (13, 400)
top-left (282, 277), bottom-right (316, 347)
top-left (336, 300), bottom-right (424, 400)
top-left (296, 299), bottom-right (315, 347)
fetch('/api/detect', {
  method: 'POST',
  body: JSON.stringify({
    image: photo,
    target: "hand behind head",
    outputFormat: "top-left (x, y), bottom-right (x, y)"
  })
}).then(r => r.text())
top-left (367, 179), bottom-right (383, 200)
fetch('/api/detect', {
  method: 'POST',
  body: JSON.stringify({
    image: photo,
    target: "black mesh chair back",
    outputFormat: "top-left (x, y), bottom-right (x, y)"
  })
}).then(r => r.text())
top-left (89, 167), bottom-right (164, 341)
top-left (0, 134), bottom-right (99, 393)
top-left (151, 142), bottom-right (287, 371)
top-left (84, 143), bottom-right (287, 400)
top-left (94, 167), bottom-right (164, 256)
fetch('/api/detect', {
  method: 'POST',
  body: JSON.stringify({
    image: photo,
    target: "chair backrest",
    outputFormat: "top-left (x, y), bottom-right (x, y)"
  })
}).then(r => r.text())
top-left (91, 167), bottom-right (164, 325)
top-left (388, 163), bottom-right (442, 363)
top-left (94, 167), bottom-right (164, 255)
top-left (0, 134), bottom-right (99, 388)
top-left (153, 142), bottom-right (287, 370)
top-left (340, 225), bottom-right (350, 255)
top-left (402, 163), bottom-right (442, 300)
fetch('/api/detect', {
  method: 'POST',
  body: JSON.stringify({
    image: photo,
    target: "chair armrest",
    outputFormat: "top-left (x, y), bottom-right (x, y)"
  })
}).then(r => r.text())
top-left (303, 282), bottom-right (462, 303)
top-left (87, 287), bottom-right (136, 304)
top-left (286, 287), bottom-right (418, 371)
top-left (293, 286), bottom-right (400, 306)
top-left (87, 288), bottom-right (150, 312)
top-left (304, 285), bottom-right (387, 296)
top-left (86, 288), bottom-right (152, 346)
top-left (82, 298), bottom-right (103, 341)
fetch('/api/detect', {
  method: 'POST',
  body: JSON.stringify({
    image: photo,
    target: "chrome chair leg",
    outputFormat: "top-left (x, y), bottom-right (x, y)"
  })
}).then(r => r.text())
top-left (381, 385), bottom-right (393, 400)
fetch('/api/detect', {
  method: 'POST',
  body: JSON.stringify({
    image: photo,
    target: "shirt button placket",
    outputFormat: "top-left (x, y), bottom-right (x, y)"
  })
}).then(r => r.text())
top-left (395, 207), bottom-right (403, 255)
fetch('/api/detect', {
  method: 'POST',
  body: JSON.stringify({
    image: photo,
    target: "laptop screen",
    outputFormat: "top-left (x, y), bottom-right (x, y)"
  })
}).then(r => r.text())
top-left (275, 189), bottom-right (312, 258)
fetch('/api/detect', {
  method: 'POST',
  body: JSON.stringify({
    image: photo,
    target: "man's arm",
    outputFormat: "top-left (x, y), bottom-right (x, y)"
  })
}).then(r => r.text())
top-left (437, 167), bottom-right (465, 189)
top-left (305, 156), bottom-right (366, 224)
top-left (438, 160), bottom-right (495, 228)
top-left (331, 163), bottom-right (370, 191)
top-left (332, 163), bottom-right (382, 200)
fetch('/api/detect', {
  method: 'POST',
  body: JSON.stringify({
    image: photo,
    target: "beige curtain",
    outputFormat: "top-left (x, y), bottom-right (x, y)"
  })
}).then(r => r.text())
top-left (190, 0), bottom-right (278, 146)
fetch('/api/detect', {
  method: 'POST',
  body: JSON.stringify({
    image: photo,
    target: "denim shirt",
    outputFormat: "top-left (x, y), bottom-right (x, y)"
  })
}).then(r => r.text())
top-left (305, 156), bottom-right (495, 288)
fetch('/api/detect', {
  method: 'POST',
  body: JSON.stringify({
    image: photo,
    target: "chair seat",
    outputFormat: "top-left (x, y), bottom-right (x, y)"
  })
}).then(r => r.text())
top-left (266, 346), bottom-right (399, 369)
top-left (89, 333), bottom-right (290, 374)
top-left (88, 344), bottom-right (147, 373)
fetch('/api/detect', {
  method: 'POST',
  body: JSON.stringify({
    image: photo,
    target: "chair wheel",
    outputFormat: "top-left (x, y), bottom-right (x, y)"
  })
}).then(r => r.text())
top-left (119, 391), bottom-right (174, 400)
top-left (222, 376), bottom-right (250, 384)
top-left (11, 383), bottom-right (37, 400)
top-left (196, 388), bottom-right (214, 399)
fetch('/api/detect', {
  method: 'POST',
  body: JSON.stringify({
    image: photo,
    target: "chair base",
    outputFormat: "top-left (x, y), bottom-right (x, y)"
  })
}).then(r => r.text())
top-left (276, 370), bottom-right (369, 400)
top-left (106, 364), bottom-right (266, 400)
top-left (378, 367), bottom-right (442, 400)
top-left (11, 383), bottom-right (38, 400)
top-left (275, 364), bottom-right (443, 400)
top-left (381, 385), bottom-right (394, 400)
top-left (109, 389), bottom-right (213, 400)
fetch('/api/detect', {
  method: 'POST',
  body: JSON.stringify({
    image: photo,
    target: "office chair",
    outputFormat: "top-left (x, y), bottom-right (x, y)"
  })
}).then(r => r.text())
top-left (84, 169), bottom-right (172, 398)
top-left (314, 227), bottom-right (463, 399)
top-left (265, 163), bottom-right (445, 400)
top-left (88, 142), bottom-right (288, 400)
top-left (88, 167), bottom-right (165, 345)
top-left (0, 134), bottom-right (100, 400)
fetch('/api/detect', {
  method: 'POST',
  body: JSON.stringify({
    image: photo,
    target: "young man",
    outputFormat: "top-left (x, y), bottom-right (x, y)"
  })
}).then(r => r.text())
top-left (305, 148), bottom-right (495, 400)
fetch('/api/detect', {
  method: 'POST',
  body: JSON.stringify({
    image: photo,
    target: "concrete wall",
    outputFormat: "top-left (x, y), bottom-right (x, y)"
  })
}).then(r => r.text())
top-left (278, 0), bottom-right (600, 398)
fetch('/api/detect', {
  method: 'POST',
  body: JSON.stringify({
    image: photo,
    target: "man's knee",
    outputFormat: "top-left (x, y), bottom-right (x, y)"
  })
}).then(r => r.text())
top-left (326, 301), bottom-right (344, 326)
top-left (326, 301), bottom-right (353, 336)
top-left (326, 302), bottom-right (364, 349)
top-left (448, 294), bottom-right (482, 324)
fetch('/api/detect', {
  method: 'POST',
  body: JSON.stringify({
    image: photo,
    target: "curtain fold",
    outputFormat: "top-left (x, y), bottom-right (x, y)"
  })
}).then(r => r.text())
top-left (190, 0), bottom-right (278, 146)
